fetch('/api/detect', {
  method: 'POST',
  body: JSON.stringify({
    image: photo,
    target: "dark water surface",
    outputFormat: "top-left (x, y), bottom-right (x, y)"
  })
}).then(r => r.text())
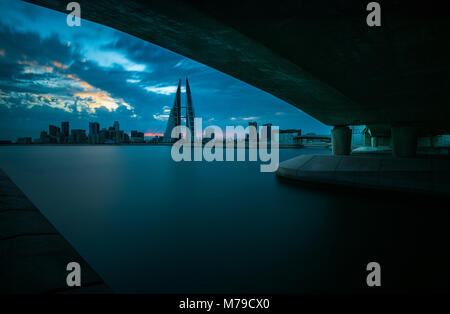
top-left (0, 146), bottom-right (449, 293)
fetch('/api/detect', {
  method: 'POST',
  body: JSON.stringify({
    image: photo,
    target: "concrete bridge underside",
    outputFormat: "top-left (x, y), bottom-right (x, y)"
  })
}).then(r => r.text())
top-left (25, 1), bottom-right (450, 130)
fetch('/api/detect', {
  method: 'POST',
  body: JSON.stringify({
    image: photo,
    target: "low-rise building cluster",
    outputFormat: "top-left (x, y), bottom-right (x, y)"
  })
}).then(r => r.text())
top-left (30, 121), bottom-right (148, 145)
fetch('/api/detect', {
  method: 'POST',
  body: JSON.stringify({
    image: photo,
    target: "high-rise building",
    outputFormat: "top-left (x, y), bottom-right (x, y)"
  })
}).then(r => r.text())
top-left (61, 122), bottom-right (69, 136)
top-left (263, 123), bottom-right (272, 142)
top-left (123, 132), bottom-right (130, 143)
top-left (61, 121), bottom-right (69, 144)
top-left (163, 78), bottom-right (196, 143)
top-left (163, 80), bottom-right (182, 143)
top-left (130, 130), bottom-right (138, 137)
top-left (40, 131), bottom-right (50, 144)
top-left (70, 129), bottom-right (87, 144)
top-left (49, 125), bottom-right (60, 137)
top-left (185, 77), bottom-right (195, 141)
top-left (49, 125), bottom-right (61, 143)
top-left (113, 121), bottom-right (121, 144)
top-left (131, 130), bottom-right (145, 143)
top-left (247, 121), bottom-right (258, 141)
top-left (99, 128), bottom-right (108, 144)
top-left (89, 122), bottom-right (100, 134)
top-left (89, 122), bottom-right (100, 144)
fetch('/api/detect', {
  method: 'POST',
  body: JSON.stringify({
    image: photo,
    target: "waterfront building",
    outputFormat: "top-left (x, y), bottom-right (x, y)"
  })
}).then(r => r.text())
top-left (89, 122), bottom-right (100, 144)
top-left (185, 77), bottom-right (195, 142)
top-left (99, 128), bottom-right (107, 144)
top-left (113, 121), bottom-right (121, 144)
top-left (163, 80), bottom-right (182, 143)
top-left (131, 130), bottom-right (145, 143)
top-left (39, 131), bottom-right (50, 144)
top-left (279, 129), bottom-right (302, 145)
top-left (70, 129), bottom-right (88, 144)
top-left (163, 78), bottom-right (196, 142)
top-left (49, 125), bottom-right (60, 143)
top-left (148, 136), bottom-right (162, 144)
top-left (294, 133), bottom-right (331, 146)
top-left (16, 137), bottom-right (32, 144)
top-left (246, 121), bottom-right (258, 141)
top-left (61, 121), bottom-right (69, 144)
top-left (107, 126), bottom-right (115, 141)
top-left (122, 132), bottom-right (130, 143)
top-left (263, 123), bottom-right (272, 142)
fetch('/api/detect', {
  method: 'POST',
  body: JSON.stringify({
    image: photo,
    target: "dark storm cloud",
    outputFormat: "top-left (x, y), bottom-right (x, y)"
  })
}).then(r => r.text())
top-left (0, 24), bottom-right (73, 65)
top-left (0, 24), bottom-right (148, 136)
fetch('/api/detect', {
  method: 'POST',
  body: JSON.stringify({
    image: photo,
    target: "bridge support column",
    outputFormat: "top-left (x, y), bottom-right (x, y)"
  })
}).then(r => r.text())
top-left (332, 126), bottom-right (352, 155)
top-left (391, 126), bottom-right (417, 157)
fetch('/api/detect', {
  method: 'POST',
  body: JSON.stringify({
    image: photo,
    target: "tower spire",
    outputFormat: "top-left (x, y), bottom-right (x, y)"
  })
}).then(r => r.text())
top-left (185, 77), bottom-right (195, 141)
top-left (163, 79), bottom-right (182, 142)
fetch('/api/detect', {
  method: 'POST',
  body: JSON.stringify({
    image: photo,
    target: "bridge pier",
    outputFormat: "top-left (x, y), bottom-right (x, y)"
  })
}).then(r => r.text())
top-left (331, 126), bottom-right (352, 155)
top-left (391, 126), bottom-right (418, 157)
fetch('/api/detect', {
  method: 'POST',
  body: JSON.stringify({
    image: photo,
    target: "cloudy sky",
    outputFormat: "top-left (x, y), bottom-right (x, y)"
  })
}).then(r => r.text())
top-left (0, 0), bottom-right (331, 140)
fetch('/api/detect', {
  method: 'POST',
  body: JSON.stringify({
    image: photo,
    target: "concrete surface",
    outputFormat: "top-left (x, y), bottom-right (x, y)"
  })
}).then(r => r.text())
top-left (277, 155), bottom-right (450, 195)
top-left (331, 126), bottom-right (352, 155)
top-left (0, 169), bottom-right (110, 294)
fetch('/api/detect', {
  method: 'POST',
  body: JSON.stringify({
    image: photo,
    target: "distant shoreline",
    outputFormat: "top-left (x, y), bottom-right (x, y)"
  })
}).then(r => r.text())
top-left (0, 143), bottom-right (310, 149)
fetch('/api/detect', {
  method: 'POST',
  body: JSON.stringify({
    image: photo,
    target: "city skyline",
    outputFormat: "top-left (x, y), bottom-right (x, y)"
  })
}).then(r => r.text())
top-left (13, 118), bottom-right (306, 145)
top-left (10, 77), bottom-right (307, 144)
top-left (0, 0), bottom-right (331, 141)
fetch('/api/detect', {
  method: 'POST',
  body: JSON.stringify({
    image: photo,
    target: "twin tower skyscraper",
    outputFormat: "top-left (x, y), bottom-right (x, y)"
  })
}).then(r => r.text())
top-left (163, 78), bottom-right (195, 142)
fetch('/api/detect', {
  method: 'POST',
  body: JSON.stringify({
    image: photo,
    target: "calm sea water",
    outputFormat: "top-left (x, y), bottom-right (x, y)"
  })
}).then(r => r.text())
top-left (1, 146), bottom-right (449, 293)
